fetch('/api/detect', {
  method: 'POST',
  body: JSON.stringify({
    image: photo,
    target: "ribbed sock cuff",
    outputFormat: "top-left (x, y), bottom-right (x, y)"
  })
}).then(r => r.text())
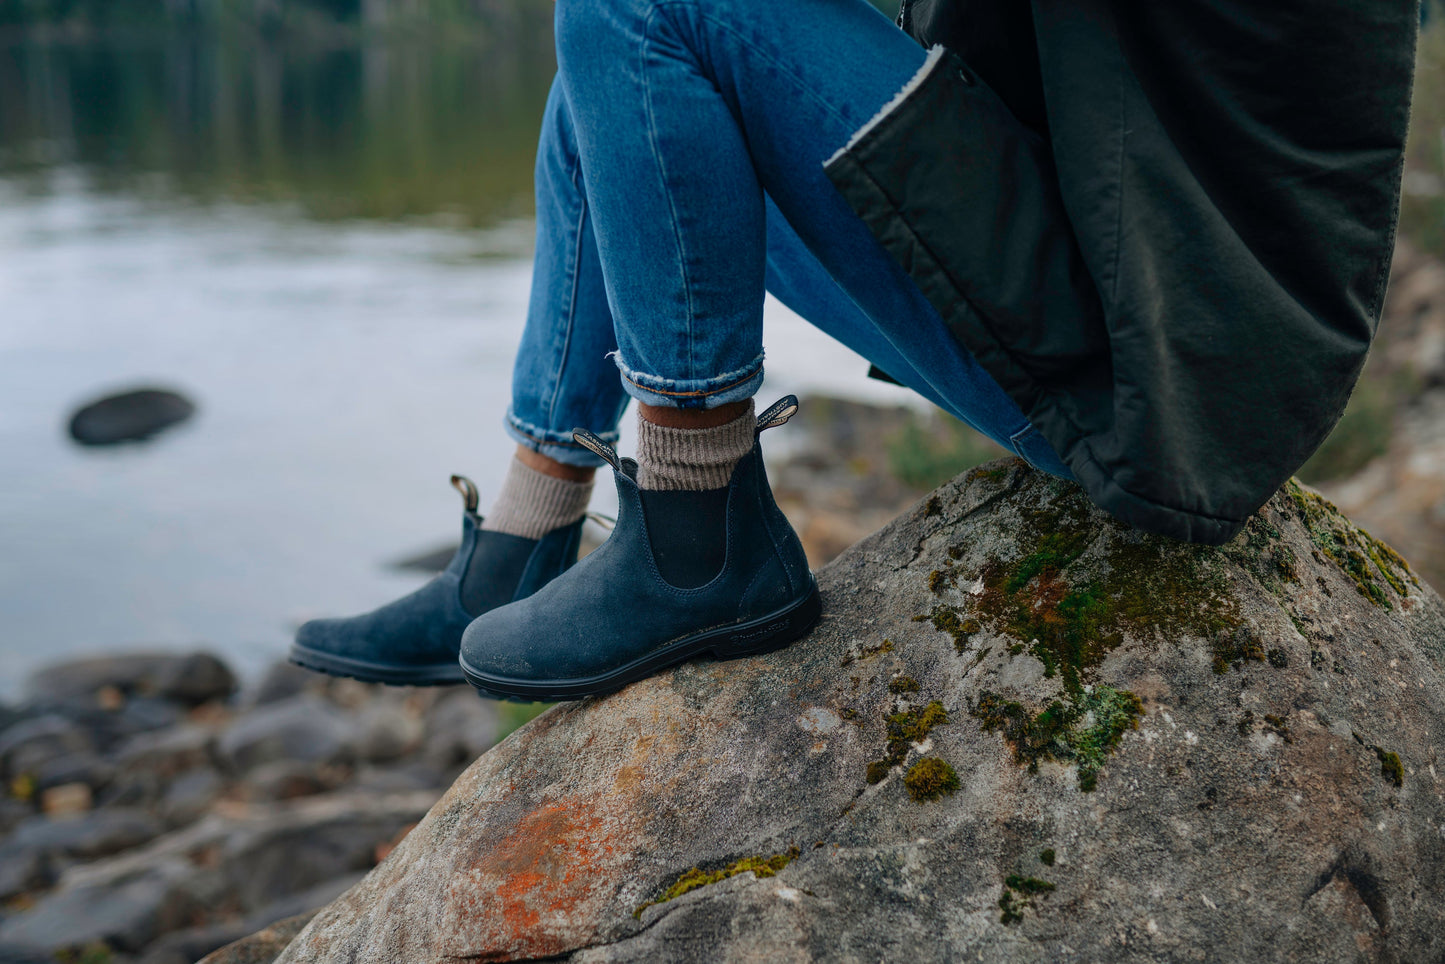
top-left (481, 457), bottom-right (593, 539)
top-left (635, 401), bottom-right (756, 491)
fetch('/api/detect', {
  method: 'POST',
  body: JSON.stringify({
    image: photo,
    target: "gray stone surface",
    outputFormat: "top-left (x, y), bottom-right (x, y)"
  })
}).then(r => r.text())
top-left (33, 751), bottom-right (116, 792)
top-left (26, 651), bottom-right (236, 707)
top-left (0, 714), bottom-right (93, 781)
top-left (158, 766), bottom-right (225, 825)
top-left (6, 809), bottom-right (163, 861)
top-left (0, 791), bottom-right (433, 958)
top-left (247, 661), bottom-right (317, 708)
top-left (0, 799), bottom-right (32, 837)
top-left (137, 876), bottom-right (363, 964)
top-left (352, 701), bottom-right (423, 764)
top-left (199, 913), bottom-right (319, 964)
top-left (115, 723), bottom-right (217, 780)
top-left (244, 760), bottom-right (339, 802)
top-left (268, 464), bottom-right (1445, 963)
top-left (0, 809), bottom-right (164, 899)
top-left (218, 696), bottom-right (352, 773)
top-left (0, 860), bottom-right (198, 953)
top-left (422, 689), bottom-right (501, 771)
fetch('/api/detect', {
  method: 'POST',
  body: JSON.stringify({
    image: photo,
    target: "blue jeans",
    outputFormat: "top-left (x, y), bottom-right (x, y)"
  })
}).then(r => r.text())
top-left (505, 0), bottom-right (1071, 479)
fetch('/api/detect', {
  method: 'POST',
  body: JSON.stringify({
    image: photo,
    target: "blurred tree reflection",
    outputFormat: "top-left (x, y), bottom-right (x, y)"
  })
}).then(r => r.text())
top-left (0, 7), bottom-right (556, 226)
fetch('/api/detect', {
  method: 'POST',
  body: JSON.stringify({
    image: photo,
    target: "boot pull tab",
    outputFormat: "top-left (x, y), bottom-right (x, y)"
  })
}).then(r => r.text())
top-left (450, 474), bottom-right (480, 513)
top-left (571, 428), bottom-right (622, 471)
top-left (755, 395), bottom-right (800, 434)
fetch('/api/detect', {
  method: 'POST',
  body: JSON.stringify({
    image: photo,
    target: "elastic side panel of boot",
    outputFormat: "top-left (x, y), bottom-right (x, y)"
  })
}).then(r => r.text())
top-left (460, 530), bottom-right (543, 616)
top-left (638, 488), bottom-right (729, 590)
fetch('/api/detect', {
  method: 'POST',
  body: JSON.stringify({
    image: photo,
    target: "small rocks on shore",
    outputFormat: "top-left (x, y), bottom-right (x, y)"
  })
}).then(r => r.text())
top-left (0, 650), bottom-right (507, 963)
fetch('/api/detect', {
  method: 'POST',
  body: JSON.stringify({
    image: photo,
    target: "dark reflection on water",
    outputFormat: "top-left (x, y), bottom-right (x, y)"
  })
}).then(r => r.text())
top-left (0, 22), bottom-right (556, 224)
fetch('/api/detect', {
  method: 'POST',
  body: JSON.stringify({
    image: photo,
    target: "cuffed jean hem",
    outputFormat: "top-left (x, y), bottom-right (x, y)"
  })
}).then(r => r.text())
top-left (505, 408), bottom-right (621, 468)
top-left (611, 351), bottom-right (765, 409)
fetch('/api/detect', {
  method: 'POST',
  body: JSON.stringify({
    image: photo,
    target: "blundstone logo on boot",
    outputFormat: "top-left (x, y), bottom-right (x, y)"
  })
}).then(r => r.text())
top-left (732, 620), bottom-right (788, 644)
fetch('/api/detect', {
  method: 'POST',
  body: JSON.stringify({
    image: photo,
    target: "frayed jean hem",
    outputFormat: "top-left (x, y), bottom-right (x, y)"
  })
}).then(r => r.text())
top-left (611, 351), bottom-right (765, 409)
top-left (505, 408), bottom-right (621, 468)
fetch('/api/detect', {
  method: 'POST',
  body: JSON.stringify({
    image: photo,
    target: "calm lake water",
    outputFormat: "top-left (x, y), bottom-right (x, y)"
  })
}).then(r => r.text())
top-left (0, 29), bottom-right (911, 697)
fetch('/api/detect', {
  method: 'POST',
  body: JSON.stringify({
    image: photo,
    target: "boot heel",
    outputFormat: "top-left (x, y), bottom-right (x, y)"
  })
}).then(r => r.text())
top-left (712, 584), bottom-right (822, 659)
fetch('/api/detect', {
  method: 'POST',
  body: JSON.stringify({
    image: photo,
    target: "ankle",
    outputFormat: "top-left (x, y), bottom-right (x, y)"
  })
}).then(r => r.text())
top-left (482, 455), bottom-right (593, 539)
top-left (634, 400), bottom-right (756, 490)
top-left (515, 445), bottom-right (597, 483)
top-left (638, 399), bottom-right (751, 430)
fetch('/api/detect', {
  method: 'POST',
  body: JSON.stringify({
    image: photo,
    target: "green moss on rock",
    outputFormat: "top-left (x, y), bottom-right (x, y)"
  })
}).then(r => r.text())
top-left (918, 606), bottom-right (980, 652)
top-left (1213, 626), bottom-right (1266, 675)
top-left (965, 463), bottom-right (1012, 484)
top-left (950, 486), bottom-right (1243, 695)
top-left (904, 757), bottom-right (960, 802)
top-left (1375, 747), bottom-right (1405, 788)
top-left (998, 874), bottom-right (1056, 925)
top-left (866, 700), bottom-right (953, 786)
top-left (1287, 481), bottom-right (1417, 609)
top-left (840, 638), bottom-right (896, 667)
top-left (973, 685), bottom-right (1142, 791)
top-left (634, 847), bottom-right (801, 918)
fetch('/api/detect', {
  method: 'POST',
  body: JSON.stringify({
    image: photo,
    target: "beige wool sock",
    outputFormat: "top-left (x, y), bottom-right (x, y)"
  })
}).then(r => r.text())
top-left (634, 400), bottom-right (756, 491)
top-left (481, 456), bottom-right (593, 539)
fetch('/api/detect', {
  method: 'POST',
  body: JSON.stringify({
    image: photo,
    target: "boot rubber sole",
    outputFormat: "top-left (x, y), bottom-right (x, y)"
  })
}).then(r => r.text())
top-left (459, 580), bottom-right (822, 702)
top-left (288, 644), bottom-right (467, 687)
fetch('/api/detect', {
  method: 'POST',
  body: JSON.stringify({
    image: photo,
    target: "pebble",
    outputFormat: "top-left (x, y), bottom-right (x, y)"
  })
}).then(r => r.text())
top-left (40, 782), bottom-right (92, 816)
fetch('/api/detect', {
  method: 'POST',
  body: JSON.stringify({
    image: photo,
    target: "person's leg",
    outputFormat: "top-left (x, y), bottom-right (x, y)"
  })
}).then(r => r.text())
top-left (503, 79), bottom-right (630, 476)
top-left (458, 0), bottom-right (928, 700)
top-left (290, 79), bottom-right (627, 686)
top-left (459, 0), bottom-right (1073, 700)
top-left (548, 0), bottom-right (1066, 475)
top-left (548, 0), bottom-right (926, 416)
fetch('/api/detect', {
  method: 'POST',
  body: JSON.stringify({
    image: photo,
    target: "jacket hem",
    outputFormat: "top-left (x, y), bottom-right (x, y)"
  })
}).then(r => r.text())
top-left (824, 44), bottom-right (947, 168)
top-left (822, 68), bottom-right (1250, 546)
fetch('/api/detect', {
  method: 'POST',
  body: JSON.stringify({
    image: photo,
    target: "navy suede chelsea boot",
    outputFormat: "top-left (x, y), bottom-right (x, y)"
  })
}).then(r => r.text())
top-left (290, 475), bottom-right (584, 686)
top-left (458, 397), bottom-right (820, 702)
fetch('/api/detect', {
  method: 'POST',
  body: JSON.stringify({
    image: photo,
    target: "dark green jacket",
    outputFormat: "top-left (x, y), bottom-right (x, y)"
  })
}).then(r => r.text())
top-left (825, 0), bottom-right (1418, 544)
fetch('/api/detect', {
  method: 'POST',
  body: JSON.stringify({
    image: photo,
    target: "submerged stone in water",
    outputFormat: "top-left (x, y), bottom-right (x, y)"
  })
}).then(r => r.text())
top-left (67, 387), bottom-right (196, 446)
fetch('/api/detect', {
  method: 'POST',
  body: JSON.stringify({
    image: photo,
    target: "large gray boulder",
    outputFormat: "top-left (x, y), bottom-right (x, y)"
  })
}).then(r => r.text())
top-left (273, 462), bottom-right (1445, 962)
